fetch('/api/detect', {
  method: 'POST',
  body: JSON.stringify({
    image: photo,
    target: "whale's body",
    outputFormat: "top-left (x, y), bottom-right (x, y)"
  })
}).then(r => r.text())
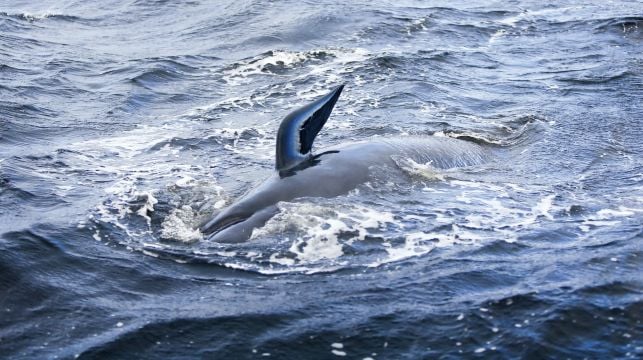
top-left (201, 86), bottom-right (488, 243)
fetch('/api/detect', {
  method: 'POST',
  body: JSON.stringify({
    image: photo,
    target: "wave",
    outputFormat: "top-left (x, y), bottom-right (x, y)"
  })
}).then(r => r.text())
top-left (595, 16), bottom-right (643, 32)
top-left (0, 11), bottom-right (85, 23)
top-left (0, 177), bottom-right (37, 202)
top-left (556, 67), bottom-right (632, 85)
top-left (130, 58), bottom-right (204, 85)
top-left (436, 114), bottom-right (547, 148)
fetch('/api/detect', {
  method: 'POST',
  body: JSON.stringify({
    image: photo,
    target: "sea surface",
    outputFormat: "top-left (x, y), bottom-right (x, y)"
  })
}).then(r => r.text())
top-left (1, 0), bottom-right (642, 358)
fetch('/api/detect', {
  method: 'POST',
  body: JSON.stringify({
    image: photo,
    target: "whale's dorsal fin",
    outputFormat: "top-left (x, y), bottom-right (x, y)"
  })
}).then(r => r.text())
top-left (275, 85), bottom-right (344, 172)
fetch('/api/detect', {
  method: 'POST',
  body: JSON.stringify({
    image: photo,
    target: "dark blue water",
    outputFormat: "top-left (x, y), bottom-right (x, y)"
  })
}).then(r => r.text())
top-left (1, 0), bottom-right (642, 358)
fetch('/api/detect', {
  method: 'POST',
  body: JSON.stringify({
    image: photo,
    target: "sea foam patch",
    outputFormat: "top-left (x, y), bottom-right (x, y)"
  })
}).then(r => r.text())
top-left (254, 202), bottom-right (395, 267)
top-left (222, 48), bottom-right (370, 86)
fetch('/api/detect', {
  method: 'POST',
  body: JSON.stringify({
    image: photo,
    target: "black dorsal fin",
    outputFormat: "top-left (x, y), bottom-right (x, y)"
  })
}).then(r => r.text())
top-left (275, 85), bottom-right (344, 172)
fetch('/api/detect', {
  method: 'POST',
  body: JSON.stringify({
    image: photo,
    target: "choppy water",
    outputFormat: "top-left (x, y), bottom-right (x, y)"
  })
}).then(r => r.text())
top-left (1, 0), bottom-right (642, 358)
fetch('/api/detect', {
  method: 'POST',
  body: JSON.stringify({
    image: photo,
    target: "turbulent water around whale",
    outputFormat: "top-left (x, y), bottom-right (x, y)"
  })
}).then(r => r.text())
top-left (1, 0), bottom-right (641, 358)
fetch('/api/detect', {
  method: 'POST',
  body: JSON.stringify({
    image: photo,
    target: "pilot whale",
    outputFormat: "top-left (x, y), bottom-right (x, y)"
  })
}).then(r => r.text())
top-left (201, 85), bottom-right (488, 243)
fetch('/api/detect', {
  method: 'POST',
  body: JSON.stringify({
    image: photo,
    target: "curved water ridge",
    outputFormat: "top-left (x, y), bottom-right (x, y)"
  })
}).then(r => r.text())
top-left (0, 0), bottom-right (641, 359)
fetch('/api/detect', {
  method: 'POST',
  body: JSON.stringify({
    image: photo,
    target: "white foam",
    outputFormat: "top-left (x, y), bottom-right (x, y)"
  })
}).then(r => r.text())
top-left (255, 202), bottom-right (395, 267)
top-left (378, 232), bottom-right (438, 265)
top-left (71, 124), bottom-right (173, 159)
top-left (407, 17), bottom-right (428, 35)
top-left (160, 206), bottom-right (203, 243)
top-left (393, 157), bottom-right (445, 181)
top-left (578, 205), bottom-right (640, 233)
top-left (222, 48), bottom-right (371, 86)
top-left (377, 225), bottom-right (487, 266)
top-left (223, 50), bottom-right (311, 84)
top-left (532, 194), bottom-right (555, 220)
top-left (499, 12), bottom-right (526, 27)
top-left (136, 191), bottom-right (158, 226)
top-left (419, 102), bottom-right (448, 114)
top-left (175, 175), bottom-right (196, 188)
top-left (288, 218), bottom-right (347, 263)
top-left (65, 115), bottom-right (235, 249)
top-left (595, 207), bottom-right (636, 219)
top-left (55, 184), bottom-right (74, 197)
top-left (269, 252), bottom-right (295, 266)
top-left (499, 6), bottom-right (589, 28)
top-left (142, 250), bottom-right (159, 258)
top-left (14, 11), bottom-right (62, 21)
top-left (240, 179), bottom-right (574, 272)
top-left (488, 29), bottom-right (507, 44)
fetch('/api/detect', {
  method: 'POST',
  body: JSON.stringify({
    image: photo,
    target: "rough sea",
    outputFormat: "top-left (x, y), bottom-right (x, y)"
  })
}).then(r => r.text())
top-left (1, 0), bottom-right (642, 358)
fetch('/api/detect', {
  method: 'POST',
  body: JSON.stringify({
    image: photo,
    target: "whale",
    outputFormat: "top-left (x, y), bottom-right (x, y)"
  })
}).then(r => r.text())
top-left (200, 85), bottom-right (489, 243)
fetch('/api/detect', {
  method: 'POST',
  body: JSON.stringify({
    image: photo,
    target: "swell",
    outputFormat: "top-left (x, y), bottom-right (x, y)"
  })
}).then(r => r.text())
top-left (77, 314), bottom-right (294, 359)
top-left (0, 117), bottom-right (69, 149)
top-left (129, 58), bottom-right (205, 87)
top-left (0, 159), bottom-right (70, 210)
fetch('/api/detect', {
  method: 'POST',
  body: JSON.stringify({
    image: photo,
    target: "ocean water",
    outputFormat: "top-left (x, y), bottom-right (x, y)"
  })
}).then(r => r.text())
top-left (1, 0), bottom-right (641, 358)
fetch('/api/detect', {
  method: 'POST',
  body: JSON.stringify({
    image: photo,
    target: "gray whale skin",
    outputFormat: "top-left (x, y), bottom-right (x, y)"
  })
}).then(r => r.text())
top-left (200, 86), bottom-right (488, 243)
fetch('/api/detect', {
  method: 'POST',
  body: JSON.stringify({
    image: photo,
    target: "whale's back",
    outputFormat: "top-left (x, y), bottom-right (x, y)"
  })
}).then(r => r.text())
top-left (379, 136), bottom-right (489, 169)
